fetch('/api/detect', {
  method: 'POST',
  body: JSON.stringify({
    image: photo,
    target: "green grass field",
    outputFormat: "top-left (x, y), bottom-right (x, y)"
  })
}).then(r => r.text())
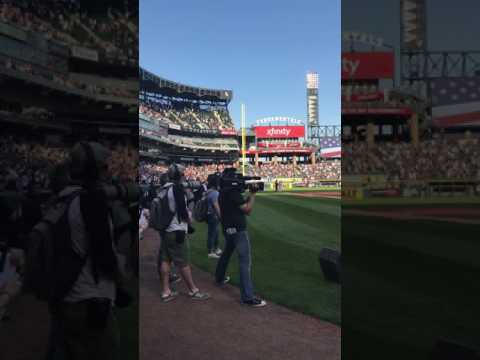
top-left (342, 201), bottom-right (480, 359)
top-left (188, 193), bottom-right (341, 324)
top-left (264, 186), bottom-right (341, 192)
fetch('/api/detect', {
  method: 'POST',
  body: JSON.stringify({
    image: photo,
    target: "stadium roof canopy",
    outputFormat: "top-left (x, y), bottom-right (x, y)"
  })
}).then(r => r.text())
top-left (140, 68), bottom-right (233, 103)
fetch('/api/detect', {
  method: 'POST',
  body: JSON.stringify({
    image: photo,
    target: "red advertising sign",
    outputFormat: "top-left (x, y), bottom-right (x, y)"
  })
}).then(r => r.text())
top-left (342, 107), bottom-right (413, 116)
top-left (220, 128), bottom-right (237, 135)
top-left (342, 52), bottom-right (394, 80)
top-left (342, 91), bottom-right (384, 102)
top-left (255, 126), bottom-right (305, 139)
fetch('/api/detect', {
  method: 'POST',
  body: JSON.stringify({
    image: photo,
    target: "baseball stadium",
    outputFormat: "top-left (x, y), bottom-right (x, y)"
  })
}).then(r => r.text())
top-left (342, 1), bottom-right (480, 358)
top-left (138, 66), bottom-right (341, 358)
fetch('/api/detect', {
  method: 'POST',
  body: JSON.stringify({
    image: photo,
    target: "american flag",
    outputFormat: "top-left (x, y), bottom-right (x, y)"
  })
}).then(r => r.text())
top-left (319, 137), bottom-right (341, 158)
top-left (431, 77), bottom-right (480, 128)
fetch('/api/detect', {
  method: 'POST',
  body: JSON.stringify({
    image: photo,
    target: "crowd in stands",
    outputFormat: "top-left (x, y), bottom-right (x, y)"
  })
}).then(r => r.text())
top-left (0, 135), bottom-right (138, 193)
top-left (139, 160), bottom-right (341, 186)
top-left (140, 101), bottom-right (235, 132)
top-left (343, 133), bottom-right (480, 181)
top-left (0, 0), bottom-right (137, 66)
top-left (247, 161), bottom-right (341, 182)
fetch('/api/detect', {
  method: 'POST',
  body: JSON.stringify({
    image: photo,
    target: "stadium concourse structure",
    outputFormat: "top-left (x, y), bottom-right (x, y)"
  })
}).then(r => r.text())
top-left (0, 1), bottom-right (138, 181)
top-left (0, 1), bottom-right (139, 358)
top-left (139, 68), bottom-right (341, 190)
top-left (0, 2), bottom-right (138, 134)
top-left (139, 67), bottom-right (239, 164)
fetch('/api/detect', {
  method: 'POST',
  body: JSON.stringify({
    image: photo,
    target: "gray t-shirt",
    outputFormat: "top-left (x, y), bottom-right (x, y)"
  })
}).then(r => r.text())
top-left (62, 187), bottom-right (116, 303)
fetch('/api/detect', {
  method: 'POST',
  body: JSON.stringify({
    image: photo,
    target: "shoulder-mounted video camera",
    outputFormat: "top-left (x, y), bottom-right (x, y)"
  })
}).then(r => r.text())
top-left (218, 170), bottom-right (264, 193)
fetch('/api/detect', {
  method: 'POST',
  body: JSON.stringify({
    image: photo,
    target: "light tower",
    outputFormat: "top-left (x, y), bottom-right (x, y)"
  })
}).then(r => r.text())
top-left (306, 71), bottom-right (319, 144)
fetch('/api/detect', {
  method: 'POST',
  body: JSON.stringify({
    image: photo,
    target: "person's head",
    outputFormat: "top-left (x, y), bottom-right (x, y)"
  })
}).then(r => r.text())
top-left (69, 141), bottom-right (111, 184)
top-left (207, 172), bottom-right (220, 189)
top-left (167, 163), bottom-right (185, 184)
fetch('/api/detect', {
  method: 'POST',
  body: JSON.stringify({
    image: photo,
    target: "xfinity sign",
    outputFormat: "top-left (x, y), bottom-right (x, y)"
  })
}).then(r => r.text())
top-left (267, 127), bottom-right (291, 137)
top-left (255, 126), bottom-right (305, 139)
top-left (342, 58), bottom-right (360, 77)
top-left (341, 52), bottom-right (395, 80)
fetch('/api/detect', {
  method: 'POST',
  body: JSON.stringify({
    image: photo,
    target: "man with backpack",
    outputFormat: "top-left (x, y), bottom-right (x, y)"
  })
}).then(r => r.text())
top-left (153, 164), bottom-right (210, 303)
top-left (26, 142), bottom-right (131, 360)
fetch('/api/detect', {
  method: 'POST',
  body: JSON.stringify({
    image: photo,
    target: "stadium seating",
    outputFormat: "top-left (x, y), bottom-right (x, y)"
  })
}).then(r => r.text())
top-left (343, 134), bottom-right (480, 181)
top-left (0, 1), bottom-right (137, 66)
top-left (140, 101), bottom-right (235, 132)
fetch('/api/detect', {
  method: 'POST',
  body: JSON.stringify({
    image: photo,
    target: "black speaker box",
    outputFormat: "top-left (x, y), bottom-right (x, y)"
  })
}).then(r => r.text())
top-left (318, 248), bottom-right (341, 284)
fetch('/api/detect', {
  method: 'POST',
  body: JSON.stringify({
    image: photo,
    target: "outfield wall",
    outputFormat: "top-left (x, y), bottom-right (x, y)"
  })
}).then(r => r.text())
top-left (343, 178), bottom-right (480, 200)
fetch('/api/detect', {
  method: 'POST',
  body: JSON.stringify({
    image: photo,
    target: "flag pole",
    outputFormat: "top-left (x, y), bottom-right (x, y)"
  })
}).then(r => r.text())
top-left (241, 103), bottom-right (246, 176)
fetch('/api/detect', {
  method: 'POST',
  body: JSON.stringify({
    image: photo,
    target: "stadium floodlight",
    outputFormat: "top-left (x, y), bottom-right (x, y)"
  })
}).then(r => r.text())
top-left (306, 72), bottom-right (319, 89)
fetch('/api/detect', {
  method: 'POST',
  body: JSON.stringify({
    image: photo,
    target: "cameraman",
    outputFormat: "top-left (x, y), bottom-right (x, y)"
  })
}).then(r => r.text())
top-left (215, 168), bottom-right (266, 307)
top-left (158, 164), bottom-right (210, 302)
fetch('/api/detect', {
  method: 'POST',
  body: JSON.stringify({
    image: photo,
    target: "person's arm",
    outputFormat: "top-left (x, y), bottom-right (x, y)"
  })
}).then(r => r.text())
top-left (239, 192), bottom-right (256, 215)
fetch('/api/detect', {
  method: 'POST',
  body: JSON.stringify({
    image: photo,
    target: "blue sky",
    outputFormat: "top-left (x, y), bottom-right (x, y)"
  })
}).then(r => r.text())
top-left (140, 0), bottom-right (341, 128)
top-left (343, 0), bottom-right (479, 51)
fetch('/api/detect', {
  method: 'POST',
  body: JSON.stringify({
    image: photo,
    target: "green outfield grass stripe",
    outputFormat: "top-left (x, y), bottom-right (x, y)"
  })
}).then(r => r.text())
top-left (251, 198), bottom-right (340, 251)
top-left (343, 223), bottom-right (480, 354)
top-left (261, 194), bottom-right (341, 217)
top-left (343, 215), bottom-right (480, 268)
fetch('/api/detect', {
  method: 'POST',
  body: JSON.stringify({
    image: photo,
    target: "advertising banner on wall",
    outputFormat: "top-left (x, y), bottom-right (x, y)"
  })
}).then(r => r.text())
top-left (255, 126), bottom-right (305, 139)
top-left (342, 52), bottom-right (395, 80)
top-left (220, 129), bottom-right (237, 135)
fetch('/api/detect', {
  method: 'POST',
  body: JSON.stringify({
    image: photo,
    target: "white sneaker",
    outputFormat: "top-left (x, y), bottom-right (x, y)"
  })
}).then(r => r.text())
top-left (215, 248), bottom-right (223, 255)
top-left (208, 252), bottom-right (220, 259)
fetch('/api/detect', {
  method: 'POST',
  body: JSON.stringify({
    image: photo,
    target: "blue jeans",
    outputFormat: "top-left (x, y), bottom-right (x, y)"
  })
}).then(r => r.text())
top-left (206, 213), bottom-right (220, 252)
top-left (215, 230), bottom-right (255, 302)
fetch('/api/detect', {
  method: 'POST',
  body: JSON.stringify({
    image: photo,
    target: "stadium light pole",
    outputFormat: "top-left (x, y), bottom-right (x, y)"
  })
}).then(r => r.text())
top-left (241, 103), bottom-right (246, 176)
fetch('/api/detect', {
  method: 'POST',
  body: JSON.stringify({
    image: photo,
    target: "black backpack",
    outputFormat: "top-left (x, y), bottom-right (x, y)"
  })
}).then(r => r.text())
top-left (193, 191), bottom-right (209, 222)
top-left (24, 190), bottom-right (87, 304)
top-left (149, 185), bottom-right (175, 233)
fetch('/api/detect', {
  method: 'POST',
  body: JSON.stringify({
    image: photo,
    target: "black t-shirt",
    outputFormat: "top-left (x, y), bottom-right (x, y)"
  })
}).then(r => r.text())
top-left (218, 190), bottom-right (247, 231)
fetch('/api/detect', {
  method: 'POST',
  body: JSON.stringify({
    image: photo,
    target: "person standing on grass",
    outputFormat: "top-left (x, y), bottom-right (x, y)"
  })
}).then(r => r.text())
top-left (153, 173), bottom-right (181, 285)
top-left (214, 168), bottom-right (266, 307)
top-left (206, 173), bottom-right (222, 259)
top-left (158, 164), bottom-right (210, 302)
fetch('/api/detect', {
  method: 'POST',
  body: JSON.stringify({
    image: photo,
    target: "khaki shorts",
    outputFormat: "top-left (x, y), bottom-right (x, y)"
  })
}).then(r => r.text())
top-left (158, 231), bottom-right (189, 268)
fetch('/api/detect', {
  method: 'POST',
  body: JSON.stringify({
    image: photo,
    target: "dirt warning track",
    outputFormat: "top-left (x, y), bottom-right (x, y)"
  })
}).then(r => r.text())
top-left (287, 191), bottom-right (341, 200)
top-left (344, 206), bottom-right (480, 225)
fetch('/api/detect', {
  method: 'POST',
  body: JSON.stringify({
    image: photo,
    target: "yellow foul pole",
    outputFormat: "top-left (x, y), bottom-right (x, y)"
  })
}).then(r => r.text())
top-left (241, 103), bottom-right (246, 176)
